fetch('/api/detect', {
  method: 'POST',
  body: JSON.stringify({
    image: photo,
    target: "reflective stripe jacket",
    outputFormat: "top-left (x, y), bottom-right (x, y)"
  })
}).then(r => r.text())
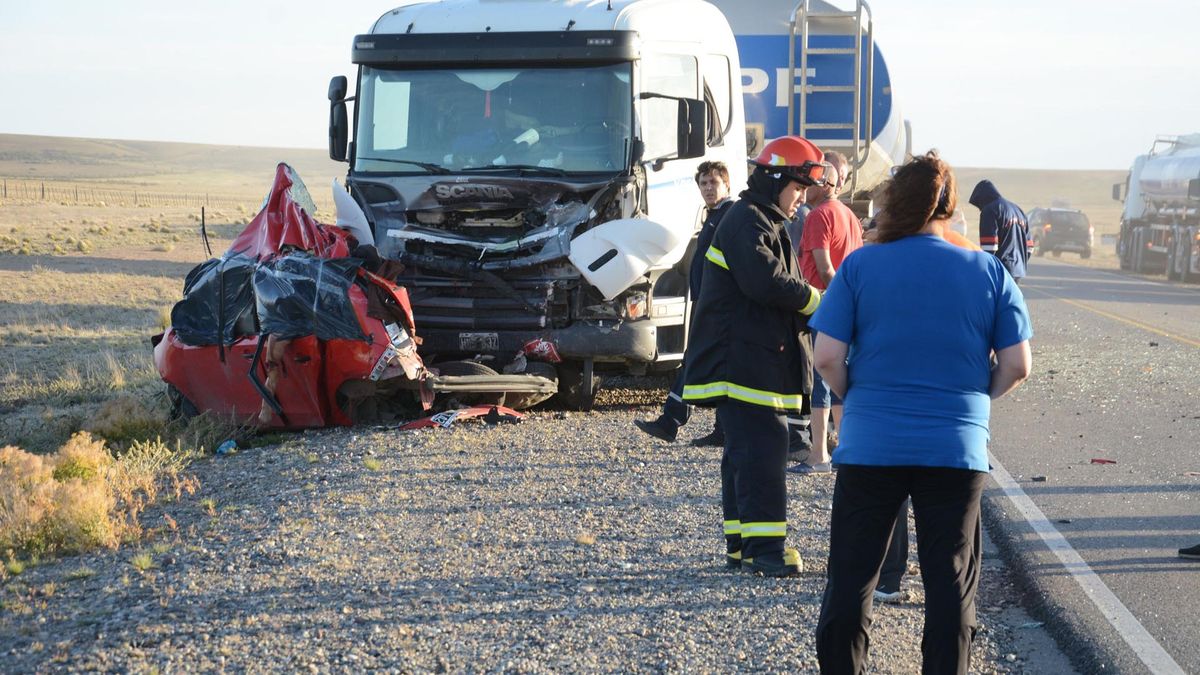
top-left (689, 198), bottom-right (734, 301)
top-left (682, 190), bottom-right (820, 412)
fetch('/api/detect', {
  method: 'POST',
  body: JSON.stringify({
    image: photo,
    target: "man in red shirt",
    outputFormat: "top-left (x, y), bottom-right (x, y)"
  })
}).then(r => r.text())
top-left (792, 151), bottom-right (862, 474)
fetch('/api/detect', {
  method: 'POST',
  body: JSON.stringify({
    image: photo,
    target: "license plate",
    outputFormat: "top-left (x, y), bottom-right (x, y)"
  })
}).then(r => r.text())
top-left (459, 332), bottom-right (499, 352)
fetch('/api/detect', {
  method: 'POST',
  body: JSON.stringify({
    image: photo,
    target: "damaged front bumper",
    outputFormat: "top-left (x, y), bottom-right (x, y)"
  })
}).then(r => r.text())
top-left (418, 318), bottom-right (657, 364)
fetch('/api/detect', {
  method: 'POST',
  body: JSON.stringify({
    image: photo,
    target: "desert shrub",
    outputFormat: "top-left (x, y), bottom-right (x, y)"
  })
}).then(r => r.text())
top-left (87, 396), bottom-right (165, 450)
top-left (51, 432), bottom-right (111, 483)
top-left (77, 240), bottom-right (92, 254)
top-left (0, 446), bottom-right (56, 552)
top-left (153, 243), bottom-right (175, 253)
top-left (0, 432), bottom-right (197, 556)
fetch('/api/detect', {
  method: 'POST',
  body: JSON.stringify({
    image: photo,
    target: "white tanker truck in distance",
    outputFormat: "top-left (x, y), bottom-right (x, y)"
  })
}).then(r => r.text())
top-left (326, 0), bottom-right (907, 409)
top-left (1114, 134), bottom-right (1200, 281)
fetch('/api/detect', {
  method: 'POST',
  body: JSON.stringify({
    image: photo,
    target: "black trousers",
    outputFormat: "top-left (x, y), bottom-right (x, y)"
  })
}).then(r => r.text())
top-left (816, 465), bottom-right (986, 675)
top-left (718, 401), bottom-right (789, 558)
top-left (878, 499), bottom-right (910, 593)
top-left (664, 369), bottom-right (725, 438)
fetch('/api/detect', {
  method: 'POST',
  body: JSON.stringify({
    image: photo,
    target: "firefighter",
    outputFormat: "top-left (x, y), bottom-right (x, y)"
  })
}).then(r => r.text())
top-left (682, 136), bottom-right (829, 576)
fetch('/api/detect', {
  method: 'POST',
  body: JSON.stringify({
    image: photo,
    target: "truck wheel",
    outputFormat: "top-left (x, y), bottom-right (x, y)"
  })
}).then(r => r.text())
top-left (1118, 234), bottom-right (1131, 270)
top-left (1051, 249), bottom-right (1062, 258)
top-left (555, 360), bottom-right (600, 411)
top-left (1133, 229), bottom-right (1146, 273)
top-left (503, 362), bottom-right (558, 411)
top-left (434, 360), bottom-right (506, 408)
top-left (1080, 246), bottom-right (1092, 260)
top-left (1166, 246), bottom-right (1180, 280)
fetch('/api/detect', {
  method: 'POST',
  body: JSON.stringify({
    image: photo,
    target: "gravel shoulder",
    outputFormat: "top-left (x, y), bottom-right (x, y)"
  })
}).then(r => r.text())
top-left (2, 378), bottom-right (1073, 673)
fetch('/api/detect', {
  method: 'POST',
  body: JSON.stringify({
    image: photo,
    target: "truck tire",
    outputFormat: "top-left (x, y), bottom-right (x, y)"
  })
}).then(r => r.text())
top-left (555, 360), bottom-right (600, 411)
top-left (1133, 229), bottom-right (1146, 273)
top-left (1118, 231), bottom-right (1132, 270)
top-left (1166, 245), bottom-right (1180, 280)
top-left (1182, 240), bottom-right (1193, 284)
top-left (434, 360), bottom-right (506, 408)
top-left (1080, 245), bottom-right (1092, 260)
top-left (1051, 249), bottom-right (1062, 258)
top-left (503, 362), bottom-right (558, 411)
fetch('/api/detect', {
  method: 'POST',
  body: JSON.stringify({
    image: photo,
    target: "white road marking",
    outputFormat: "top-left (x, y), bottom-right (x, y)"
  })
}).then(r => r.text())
top-left (988, 453), bottom-right (1186, 675)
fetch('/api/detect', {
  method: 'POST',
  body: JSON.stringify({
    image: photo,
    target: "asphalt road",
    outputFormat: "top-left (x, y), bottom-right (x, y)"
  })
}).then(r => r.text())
top-left (984, 257), bottom-right (1200, 674)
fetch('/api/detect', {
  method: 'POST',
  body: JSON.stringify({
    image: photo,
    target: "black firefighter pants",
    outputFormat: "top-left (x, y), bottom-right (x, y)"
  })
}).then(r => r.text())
top-left (816, 465), bottom-right (986, 675)
top-left (718, 400), bottom-right (789, 559)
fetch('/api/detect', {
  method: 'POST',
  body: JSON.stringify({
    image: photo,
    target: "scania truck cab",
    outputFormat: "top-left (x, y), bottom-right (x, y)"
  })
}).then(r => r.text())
top-left (328, 0), bottom-right (747, 409)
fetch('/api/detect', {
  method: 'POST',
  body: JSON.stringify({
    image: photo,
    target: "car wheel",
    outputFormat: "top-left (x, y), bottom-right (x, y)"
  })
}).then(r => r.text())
top-left (167, 384), bottom-right (199, 421)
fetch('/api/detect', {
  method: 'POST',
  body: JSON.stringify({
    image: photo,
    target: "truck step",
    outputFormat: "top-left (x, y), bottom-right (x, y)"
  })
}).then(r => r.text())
top-left (802, 123), bottom-right (857, 131)
top-left (805, 48), bottom-right (857, 55)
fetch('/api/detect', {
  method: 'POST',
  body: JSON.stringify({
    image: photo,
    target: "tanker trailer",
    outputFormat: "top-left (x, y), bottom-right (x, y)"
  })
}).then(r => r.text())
top-left (1114, 134), bottom-right (1200, 281)
top-left (708, 0), bottom-right (911, 209)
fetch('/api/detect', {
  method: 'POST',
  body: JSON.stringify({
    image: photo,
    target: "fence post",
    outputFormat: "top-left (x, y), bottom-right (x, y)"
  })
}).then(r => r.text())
top-left (41, 182), bottom-right (45, 200)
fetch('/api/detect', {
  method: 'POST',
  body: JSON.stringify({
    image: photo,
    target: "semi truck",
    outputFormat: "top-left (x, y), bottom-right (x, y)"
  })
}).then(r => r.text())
top-left (1114, 134), bottom-right (1200, 281)
top-left (327, 0), bottom-right (908, 409)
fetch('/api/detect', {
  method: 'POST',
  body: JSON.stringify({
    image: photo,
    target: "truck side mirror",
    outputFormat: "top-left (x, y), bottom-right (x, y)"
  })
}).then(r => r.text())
top-left (1189, 178), bottom-right (1200, 202)
top-left (328, 76), bottom-right (349, 163)
top-left (1112, 182), bottom-right (1122, 202)
top-left (676, 98), bottom-right (706, 160)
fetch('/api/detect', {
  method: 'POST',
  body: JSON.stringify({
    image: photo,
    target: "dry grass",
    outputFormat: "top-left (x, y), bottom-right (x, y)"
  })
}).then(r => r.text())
top-left (0, 432), bottom-right (199, 557)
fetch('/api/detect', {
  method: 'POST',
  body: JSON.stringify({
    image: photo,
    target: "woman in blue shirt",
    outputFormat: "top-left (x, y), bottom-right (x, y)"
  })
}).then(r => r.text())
top-left (810, 153), bottom-right (1033, 675)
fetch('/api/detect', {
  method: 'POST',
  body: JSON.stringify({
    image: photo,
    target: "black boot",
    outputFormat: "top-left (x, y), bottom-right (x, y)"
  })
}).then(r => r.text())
top-left (634, 416), bottom-right (678, 442)
top-left (691, 426), bottom-right (724, 447)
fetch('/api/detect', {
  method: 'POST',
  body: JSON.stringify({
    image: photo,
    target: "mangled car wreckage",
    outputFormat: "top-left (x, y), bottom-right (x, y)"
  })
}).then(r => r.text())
top-left (154, 164), bottom-right (555, 428)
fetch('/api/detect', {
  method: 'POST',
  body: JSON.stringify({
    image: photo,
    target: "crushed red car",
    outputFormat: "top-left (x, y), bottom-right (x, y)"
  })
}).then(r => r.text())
top-left (152, 164), bottom-right (555, 429)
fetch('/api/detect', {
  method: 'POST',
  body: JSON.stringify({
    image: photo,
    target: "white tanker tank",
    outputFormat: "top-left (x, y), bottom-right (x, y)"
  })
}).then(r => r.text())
top-left (707, 0), bottom-right (911, 204)
top-left (1115, 134), bottom-right (1200, 280)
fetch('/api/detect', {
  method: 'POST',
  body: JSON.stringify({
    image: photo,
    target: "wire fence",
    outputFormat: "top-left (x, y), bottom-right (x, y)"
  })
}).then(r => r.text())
top-left (0, 178), bottom-right (251, 209)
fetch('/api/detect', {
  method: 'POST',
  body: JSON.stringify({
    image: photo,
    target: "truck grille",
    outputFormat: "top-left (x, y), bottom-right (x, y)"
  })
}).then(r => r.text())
top-left (402, 276), bottom-right (571, 330)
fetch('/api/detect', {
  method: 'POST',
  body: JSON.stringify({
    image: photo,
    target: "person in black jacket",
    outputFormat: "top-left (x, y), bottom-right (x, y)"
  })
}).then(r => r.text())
top-left (635, 162), bottom-right (734, 445)
top-left (682, 136), bottom-right (829, 577)
top-left (969, 179), bottom-right (1031, 282)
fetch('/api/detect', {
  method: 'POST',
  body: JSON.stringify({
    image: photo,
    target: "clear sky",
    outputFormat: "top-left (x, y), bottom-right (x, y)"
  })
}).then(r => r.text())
top-left (1, 0), bottom-right (1197, 170)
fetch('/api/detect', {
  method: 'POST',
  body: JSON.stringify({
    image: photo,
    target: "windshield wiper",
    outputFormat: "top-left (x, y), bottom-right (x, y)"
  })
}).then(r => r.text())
top-left (356, 157), bottom-right (450, 174)
top-left (460, 164), bottom-right (568, 177)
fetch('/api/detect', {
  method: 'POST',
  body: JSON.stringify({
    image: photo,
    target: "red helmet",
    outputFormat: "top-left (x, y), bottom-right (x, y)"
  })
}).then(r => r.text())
top-left (751, 136), bottom-right (833, 187)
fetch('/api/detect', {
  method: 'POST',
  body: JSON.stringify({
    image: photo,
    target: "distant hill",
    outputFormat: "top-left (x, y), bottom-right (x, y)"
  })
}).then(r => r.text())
top-left (0, 133), bottom-right (1130, 234)
top-left (0, 133), bottom-right (344, 197)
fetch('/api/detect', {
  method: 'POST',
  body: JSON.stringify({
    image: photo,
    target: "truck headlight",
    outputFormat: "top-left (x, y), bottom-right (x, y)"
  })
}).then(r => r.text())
top-left (623, 291), bottom-right (648, 320)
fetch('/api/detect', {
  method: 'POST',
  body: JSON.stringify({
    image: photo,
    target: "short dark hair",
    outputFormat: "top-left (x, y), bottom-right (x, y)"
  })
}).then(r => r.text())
top-left (695, 161), bottom-right (730, 188)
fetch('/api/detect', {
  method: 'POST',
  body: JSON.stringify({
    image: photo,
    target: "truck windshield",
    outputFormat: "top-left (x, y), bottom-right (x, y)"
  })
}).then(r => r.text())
top-left (355, 64), bottom-right (632, 175)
